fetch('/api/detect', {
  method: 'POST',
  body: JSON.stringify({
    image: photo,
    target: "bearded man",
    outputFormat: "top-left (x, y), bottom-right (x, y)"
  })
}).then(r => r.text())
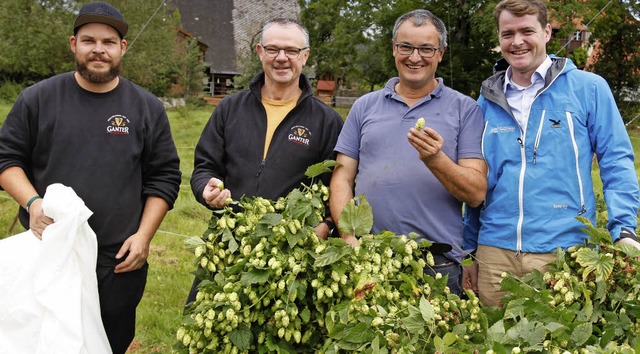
top-left (0, 2), bottom-right (181, 353)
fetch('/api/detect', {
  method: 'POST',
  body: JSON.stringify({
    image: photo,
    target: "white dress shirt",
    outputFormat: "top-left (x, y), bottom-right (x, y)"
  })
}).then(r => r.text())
top-left (504, 56), bottom-right (552, 130)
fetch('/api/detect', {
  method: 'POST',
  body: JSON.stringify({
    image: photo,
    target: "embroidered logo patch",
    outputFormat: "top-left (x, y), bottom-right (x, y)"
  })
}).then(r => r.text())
top-left (288, 125), bottom-right (311, 146)
top-left (106, 115), bottom-right (130, 135)
top-left (549, 119), bottom-right (562, 128)
top-left (489, 126), bottom-right (516, 134)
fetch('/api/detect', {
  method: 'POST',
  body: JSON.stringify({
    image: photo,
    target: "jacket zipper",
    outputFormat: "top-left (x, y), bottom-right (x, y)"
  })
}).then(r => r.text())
top-left (516, 133), bottom-right (526, 258)
top-left (256, 160), bottom-right (266, 192)
top-left (565, 111), bottom-right (586, 214)
top-left (532, 111), bottom-right (546, 164)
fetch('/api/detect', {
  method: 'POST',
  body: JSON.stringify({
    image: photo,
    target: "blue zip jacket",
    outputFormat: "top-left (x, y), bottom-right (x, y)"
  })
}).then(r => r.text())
top-left (463, 57), bottom-right (638, 253)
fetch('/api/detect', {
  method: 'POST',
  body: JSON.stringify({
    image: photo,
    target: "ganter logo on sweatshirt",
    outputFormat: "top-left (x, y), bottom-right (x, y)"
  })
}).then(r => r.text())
top-left (106, 115), bottom-right (130, 135)
top-left (288, 126), bottom-right (311, 147)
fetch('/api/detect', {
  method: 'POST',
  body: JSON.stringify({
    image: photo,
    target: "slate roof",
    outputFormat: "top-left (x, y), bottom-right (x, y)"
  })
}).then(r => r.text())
top-left (170, 0), bottom-right (238, 75)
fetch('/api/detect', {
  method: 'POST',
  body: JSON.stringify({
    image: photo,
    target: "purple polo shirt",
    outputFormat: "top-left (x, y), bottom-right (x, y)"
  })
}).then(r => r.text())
top-left (335, 77), bottom-right (484, 263)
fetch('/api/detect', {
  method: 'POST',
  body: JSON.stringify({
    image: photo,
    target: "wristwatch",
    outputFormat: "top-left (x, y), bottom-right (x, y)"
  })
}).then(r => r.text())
top-left (321, 219), bottom-right (336, 235)
top-left (619, 227), bottom-right (638, 242)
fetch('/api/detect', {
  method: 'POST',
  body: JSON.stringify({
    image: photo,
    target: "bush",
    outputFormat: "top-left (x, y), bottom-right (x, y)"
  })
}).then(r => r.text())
top-left (0, 81), bottom-right (24, 103)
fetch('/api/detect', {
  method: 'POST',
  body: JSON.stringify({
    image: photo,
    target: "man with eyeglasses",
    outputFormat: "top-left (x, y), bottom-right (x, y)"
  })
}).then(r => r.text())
top-left (187, 18), bottom-right (343, 304)
top-left (330, 9), bottom-right (487, 296)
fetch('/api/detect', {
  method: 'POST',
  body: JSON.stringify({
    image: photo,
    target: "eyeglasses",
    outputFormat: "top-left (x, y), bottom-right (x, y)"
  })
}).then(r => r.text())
top-left (394, 42), bottom-right (439, 58)
top-left (261, 45), bottom-right (308, 59)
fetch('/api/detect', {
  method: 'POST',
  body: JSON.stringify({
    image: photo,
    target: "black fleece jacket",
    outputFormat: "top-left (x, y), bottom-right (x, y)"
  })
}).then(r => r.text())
top-left (191, 72), bottom-right (343, 206)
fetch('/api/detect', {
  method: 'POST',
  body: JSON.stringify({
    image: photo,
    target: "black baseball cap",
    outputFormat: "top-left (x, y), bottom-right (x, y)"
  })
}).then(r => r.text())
top-left (74, 2), bottom-right (128, 38)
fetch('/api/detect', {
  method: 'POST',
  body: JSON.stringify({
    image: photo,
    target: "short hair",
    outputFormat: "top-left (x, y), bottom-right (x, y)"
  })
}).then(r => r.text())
top-left (493, 0), bottom-right (548, 28)
top-left (260, 18), bottom-right (310, 47)
top-left (392, 9), bottom-right (448, 49)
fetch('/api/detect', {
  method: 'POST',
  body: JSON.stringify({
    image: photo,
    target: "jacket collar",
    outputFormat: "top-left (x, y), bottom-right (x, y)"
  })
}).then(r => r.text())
top-left (481, 56), bottom-right (572, 107)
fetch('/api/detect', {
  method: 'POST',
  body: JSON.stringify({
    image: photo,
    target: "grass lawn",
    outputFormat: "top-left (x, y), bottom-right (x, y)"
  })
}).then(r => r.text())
top-left (0, 102), bottom-right (348, 353)
top-left (0, 100), bottom-right (637, 353)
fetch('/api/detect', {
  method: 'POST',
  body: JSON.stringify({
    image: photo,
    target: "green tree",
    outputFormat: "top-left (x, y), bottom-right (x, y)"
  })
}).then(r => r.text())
top-left (0, 0), bottom-right (205, 98)
top-left (587, 0), bottom-right (640, 120)
top-left (300, 0), bottom-right (500, 97)
top-left (300, 0), bottom-right (363, 87)
top-left (0, 0), bottom-right (74, 84)
top-left (546, 0), bottom-right (591, 58)
top-left (231, 30), bottom-right (263, 92)
top-left (110, 0), bottom-right (191, 97)
top-left (177, 38), bottom-right (207, 103)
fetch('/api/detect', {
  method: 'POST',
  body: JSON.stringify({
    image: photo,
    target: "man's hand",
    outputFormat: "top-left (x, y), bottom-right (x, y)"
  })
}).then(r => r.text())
top-left (408, 126), bottom-right (444, 164)
top-left (462, 261), bottom-right (479, 295)
top-left (203, 177), bottom-right (231, 209)
top-left (28, 198), bottom-right (53, 239)
top-left (114, 232), bottom-right (151, 273)
top-left (342, 234), bottom-right (360, 248)
top-left (616, 236), bottom-right (640, 250)
top-left (314, 222), bottom-right (331, 240)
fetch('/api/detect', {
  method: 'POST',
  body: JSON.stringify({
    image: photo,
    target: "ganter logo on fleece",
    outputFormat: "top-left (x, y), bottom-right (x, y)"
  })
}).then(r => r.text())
top-left (106, 115), bottom-right (130, 135)
top-left (288, 126), bottom-right (311, 147)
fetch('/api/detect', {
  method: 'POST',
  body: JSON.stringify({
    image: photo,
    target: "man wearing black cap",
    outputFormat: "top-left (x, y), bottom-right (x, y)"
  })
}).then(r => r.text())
top-left (0, 2), bottom-right (181, 353)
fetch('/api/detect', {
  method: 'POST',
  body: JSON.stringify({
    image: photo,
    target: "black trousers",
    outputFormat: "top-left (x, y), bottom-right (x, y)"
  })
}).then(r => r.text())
top-left (185, 276), bottom-right (201, 307)
top-left (97, 250), bottom-right (148, 354)
top-left (424, 253), bottom-right (463, 296)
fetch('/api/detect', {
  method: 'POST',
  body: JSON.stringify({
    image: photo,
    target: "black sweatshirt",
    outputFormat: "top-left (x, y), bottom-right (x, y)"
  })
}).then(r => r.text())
top-left (0, 72), bottom-right (181, 250)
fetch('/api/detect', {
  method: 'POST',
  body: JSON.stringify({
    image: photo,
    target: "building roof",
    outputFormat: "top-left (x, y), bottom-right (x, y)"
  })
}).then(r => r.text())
top-left (317, 80), bottom-right (335, 91)
top-left (170, 0), bottom-right (300, 77)
top-left (170, 0), bottom-right (238, 74)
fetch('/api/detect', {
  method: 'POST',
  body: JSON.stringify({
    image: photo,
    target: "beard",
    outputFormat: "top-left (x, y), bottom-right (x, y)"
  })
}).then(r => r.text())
top-left (75, 55), bottom-right (121, 84)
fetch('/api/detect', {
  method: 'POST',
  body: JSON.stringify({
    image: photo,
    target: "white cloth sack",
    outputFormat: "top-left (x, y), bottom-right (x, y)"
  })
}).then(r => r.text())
top-left (0, 183), bottom-right (111, 354)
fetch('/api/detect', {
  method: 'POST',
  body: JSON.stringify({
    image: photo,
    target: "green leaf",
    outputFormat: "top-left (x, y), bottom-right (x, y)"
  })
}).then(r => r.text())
top-left (299, 308), bottom-right (311, 323)
top-left (254, 213), bottom-right (284, 237)
top-left (487, 319), bottom-right (506, 343)
top-left (571, 322), bottom-right (592, 346)
top-left (577, 216), bottom-right (613, 244)
top-left (615, 242), bottom-right (640, 258)
top-left (419, 297), bottom-right (435, 323)
top-left (576, 285), bottom-right (593, 321)
top-left (222, 227), bottom-right (238, 253)
top-left (240, 269), bottom-right (271, 286)
top-left (287, 232), bottom-right (304, 249)
top-left (338, 195), bottom-right (373, 236)
top-left (544, 322), bottom-right (566, 334)
top-left (461, 257), bottom-right (474, 267)
top-left (371, 335), bottom-right (381, 353)
top-left (434, 336), bottom-right (444, 352)
top-left (259, 213), bottom-right (283, 226)
top-left (442, 332), bottom-right (457, 346)
top-left (343, 322), bottom-right (374, 343)
top-left (575, 247), bottom-right (614, 282)
top-left (184, 235), bottom-right (205, 250)
top-left (305, 159), bottom-right (340, 178)
top-left (226, 257), bottom-right (248, 275)
top-left (326, 311), bottom-right (337, 334)
top-left (313, 244), bottom-right (352, 267)
top-left (505, 318), bottom-right (545, 346)
top-left (334, 301), bottom-right (351, 324)
top-left (401, 304), bottom-right (427, 334)
top-left (229, 325), bottom-right (252, 351)
top-left (503, 298), bottom-right (526, 320)
top-left (287, 189), bottom-right (314, 220)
